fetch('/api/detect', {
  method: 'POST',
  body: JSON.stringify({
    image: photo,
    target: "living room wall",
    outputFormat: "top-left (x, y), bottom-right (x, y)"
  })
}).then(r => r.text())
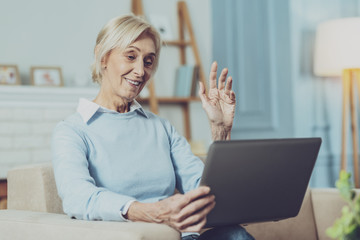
top-left (290, 0), bottom-right (360, 187)
top-left (0, 0), bottom-right (214, 176)
top-left (212, 0), bottom-right (360, 187)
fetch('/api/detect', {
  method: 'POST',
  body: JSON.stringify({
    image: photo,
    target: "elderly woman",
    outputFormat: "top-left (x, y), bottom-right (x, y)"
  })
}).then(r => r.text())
top-left (52, 15), bottom-right (254, 240)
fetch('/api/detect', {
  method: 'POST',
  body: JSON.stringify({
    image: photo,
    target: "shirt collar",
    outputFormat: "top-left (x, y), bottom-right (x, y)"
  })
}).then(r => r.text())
top-left (77, 98), bottom-right (148, 123)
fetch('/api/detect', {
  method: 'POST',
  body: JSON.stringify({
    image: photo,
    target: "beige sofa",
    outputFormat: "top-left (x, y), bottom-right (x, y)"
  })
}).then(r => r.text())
top-left (0, 163), bottom-right (352, 240)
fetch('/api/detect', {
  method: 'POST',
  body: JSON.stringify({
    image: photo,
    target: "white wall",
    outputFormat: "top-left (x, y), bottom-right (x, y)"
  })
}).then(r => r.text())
top-left (0, 102), bottom-right (74, 178)
top-left (1, 0), bottom-right (212, 94)
top-left (0, 0), bottom-right (214, 176)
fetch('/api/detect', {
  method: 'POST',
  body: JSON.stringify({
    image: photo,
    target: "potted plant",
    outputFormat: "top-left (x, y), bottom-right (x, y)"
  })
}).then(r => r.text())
top-left (326, 170), bottom-right (360, 240)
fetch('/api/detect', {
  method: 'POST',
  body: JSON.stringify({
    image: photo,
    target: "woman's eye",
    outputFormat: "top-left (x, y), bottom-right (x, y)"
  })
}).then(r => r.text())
top-left (127, 55), bottom-right (136, 60)
top-left (144, 57), bottom-right (154, 67)
top-left (144, 60), bottom-right (153, 67)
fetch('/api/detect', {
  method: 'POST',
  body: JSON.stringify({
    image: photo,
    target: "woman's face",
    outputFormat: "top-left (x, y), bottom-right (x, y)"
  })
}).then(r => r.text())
top-left (101, 34), bottom-right (156, 102)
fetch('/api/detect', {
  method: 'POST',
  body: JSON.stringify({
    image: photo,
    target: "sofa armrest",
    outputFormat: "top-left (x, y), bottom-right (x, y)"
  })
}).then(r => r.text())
top-left (311, 188), bottom-right (360, 240)
top-left (0, 210), bottom-right (181, 240)
top-left (7, 162), bottom-right (63, 214)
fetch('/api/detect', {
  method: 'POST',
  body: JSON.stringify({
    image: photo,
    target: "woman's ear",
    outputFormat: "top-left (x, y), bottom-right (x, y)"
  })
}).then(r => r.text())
top-left (102, 53), bottom-right (110, 70)
top-left (95, 45), bottom-right (109, 70)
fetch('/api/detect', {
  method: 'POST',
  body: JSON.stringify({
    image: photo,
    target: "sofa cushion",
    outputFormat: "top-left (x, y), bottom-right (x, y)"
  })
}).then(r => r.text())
top-left (244, 189), bottom-right (318, 240)
top-left (7, 162), bottom-right (63, 214)
top-left (0, 210), bottom-right (181, 240)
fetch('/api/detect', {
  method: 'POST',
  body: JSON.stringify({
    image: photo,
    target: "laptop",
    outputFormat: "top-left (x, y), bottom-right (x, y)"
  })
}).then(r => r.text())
top-left (200, 137), bottom-right (322, 228)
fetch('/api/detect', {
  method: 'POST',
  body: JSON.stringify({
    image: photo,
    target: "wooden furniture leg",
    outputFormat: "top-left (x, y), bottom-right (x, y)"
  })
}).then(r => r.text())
top-left (341, 69), bottom-right (360, 188)
top-left (0, 179), bottom-right (7, 209)
top-left (349, 71), bottom-right (360, 188)
top-left (341, 70), bottom-right (350, 171)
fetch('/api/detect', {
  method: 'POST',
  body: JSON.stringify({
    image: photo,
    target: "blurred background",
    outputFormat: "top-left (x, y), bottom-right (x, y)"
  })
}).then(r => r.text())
top-left (0, 0), bottom-right (359, 188)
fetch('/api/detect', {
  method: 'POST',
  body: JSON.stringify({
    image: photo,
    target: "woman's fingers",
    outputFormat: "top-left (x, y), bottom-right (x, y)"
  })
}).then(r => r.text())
top-left (157, 187), bottom-right (214, 232)
top-left (159, 187), bottom-right (210, 219)
top-left (185, 186), bottom-right (211, 202)
top-left (180, 201), bottom-right (216, 232)
top-left (230, 90), bottom-right (236, 101)
top-left (218, 68), bottom-right (228, 90)
top-left (181, 217), bottom-right (206, 233)
top-left (171, 188), bottom-right (214, 232)
top-left (176, 194), bottom-right (215, 223)
top-left (198, 81), bottom-right (209, 104)
top-left (224, 76), bottom-right (232, 95)
top-left (209, 61), bottom-right (218, 89)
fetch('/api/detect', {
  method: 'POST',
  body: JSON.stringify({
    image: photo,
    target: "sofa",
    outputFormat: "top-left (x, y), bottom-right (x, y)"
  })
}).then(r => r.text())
top-left (0, 163), bottom-right (353, 240)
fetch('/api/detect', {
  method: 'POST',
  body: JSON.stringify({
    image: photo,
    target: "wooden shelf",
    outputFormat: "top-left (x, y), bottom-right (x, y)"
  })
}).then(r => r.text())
top-left (137, 97), bottom-right (200, 104)
top-left (132, 0), bottom-right (205, 140)
top-left (137, 96), bottom-right (199, 140)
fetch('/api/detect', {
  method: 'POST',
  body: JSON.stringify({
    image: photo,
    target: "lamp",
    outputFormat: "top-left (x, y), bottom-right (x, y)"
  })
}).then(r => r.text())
top-left (314, 17), bottom-right (360, 187)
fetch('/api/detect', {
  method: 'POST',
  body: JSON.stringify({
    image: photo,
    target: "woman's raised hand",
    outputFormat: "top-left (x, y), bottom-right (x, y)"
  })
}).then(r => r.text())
top-left (199, 61), bottom-right (236, 140)
top-left (126, 186), bottom-right (215, 233)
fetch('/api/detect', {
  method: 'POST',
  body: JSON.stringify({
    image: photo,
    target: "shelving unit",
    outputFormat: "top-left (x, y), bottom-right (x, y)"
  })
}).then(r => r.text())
top-left (132, 0), bottom-right (207, 140)
top-left (137, 96), bottom-right (200, 140)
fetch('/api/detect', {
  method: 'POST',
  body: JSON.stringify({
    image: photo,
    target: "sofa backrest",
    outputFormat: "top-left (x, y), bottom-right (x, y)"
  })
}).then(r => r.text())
top-left (7, 162), bottom-right (63, 214)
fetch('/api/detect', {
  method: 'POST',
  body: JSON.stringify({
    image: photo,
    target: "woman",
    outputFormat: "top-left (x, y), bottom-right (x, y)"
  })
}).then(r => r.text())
top-left (52, 15), bottom-right (254, 240)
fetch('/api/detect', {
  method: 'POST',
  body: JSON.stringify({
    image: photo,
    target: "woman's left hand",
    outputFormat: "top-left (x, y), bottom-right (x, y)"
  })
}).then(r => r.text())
top-left (199, 61), bottom-right (236, 140)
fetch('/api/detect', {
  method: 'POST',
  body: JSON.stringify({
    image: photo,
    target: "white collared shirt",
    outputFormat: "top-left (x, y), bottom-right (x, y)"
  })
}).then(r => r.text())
top-left (77, 98), bottom-right (147, 123)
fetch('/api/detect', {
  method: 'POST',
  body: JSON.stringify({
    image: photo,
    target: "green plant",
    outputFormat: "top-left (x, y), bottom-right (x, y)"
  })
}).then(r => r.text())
top-left (326, 170), bottom-right (360, 240)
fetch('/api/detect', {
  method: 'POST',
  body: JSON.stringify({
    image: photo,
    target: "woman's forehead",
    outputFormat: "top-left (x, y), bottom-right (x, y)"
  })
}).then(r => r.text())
top-left (126, 35), bottom-right (156, 55)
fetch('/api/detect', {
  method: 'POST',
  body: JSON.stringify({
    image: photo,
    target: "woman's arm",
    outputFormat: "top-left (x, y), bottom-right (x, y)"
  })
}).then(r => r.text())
top-left (199, 61), bottom-right (236, 141)
top-left (52, 121), bottom-right (135, 221)
top-left (126, 186), bottom-right (215, 233)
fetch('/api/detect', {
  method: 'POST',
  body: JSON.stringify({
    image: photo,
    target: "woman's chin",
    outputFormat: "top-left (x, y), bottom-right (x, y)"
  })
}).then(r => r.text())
top-left (123, 92), bottom-right (139, 102)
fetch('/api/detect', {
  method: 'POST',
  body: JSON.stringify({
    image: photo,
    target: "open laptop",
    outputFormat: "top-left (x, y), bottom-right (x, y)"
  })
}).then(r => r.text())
top-left (200, 137), bottom-right (321, 228)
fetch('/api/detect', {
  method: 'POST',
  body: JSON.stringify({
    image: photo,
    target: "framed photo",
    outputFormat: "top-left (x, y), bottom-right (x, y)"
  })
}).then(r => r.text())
top-left (30, 66), bottom-right (64, 87)
top-left (0, 65), bottom-right (21, 85)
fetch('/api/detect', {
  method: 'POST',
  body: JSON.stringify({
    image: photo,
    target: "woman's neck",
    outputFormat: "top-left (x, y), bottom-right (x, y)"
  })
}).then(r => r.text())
top-left (93, 87), bottom-right (131, 113)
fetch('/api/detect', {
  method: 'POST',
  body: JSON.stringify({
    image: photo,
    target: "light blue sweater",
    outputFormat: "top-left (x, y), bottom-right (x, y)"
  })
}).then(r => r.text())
top-left (51, 99), bottom-right (204, 222)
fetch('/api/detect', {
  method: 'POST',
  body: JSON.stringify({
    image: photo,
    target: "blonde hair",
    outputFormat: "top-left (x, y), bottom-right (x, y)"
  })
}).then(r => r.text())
top-left (91, 14), bottom-right (161, 84)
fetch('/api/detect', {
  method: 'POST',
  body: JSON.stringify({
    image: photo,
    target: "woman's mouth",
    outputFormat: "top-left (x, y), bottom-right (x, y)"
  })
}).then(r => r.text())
top-left (125, 78), bottom-right (141, 86)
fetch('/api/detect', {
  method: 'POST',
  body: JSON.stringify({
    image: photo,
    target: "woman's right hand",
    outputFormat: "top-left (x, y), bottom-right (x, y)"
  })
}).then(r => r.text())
top-left (126, 186), bottom-right (215, 232)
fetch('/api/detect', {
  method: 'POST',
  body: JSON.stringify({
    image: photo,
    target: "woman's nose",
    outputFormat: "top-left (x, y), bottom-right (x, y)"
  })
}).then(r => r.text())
top-left (133, 60), bottom-right (145, 77)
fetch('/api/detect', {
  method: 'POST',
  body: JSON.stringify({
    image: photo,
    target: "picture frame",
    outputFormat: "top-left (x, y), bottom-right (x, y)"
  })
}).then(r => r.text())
top-left (30, 66), bottom-right (64, 87)
top-left (0, 65), bottom-right (21, 85)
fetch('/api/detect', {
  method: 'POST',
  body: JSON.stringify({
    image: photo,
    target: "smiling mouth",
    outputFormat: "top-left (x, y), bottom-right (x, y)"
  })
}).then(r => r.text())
top-left (125, 78), bottom-right (142, 86)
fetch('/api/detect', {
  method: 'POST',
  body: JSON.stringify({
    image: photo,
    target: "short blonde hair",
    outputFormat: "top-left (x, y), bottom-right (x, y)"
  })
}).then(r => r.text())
top-left (91, 14), bottom-right (161, 84)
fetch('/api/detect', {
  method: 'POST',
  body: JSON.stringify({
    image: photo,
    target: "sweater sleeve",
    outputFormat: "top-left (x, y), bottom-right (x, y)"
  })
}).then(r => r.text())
top-left (51, 121), bottom-right (135, 221)
top-left (166, 121), bottom-right (204, 194)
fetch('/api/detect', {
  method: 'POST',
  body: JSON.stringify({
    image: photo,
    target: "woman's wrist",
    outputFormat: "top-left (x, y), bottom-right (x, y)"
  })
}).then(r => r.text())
top-left (211, 124), bottom-right (232, 141)
top-left (126, 201), bottom-right (163, 223)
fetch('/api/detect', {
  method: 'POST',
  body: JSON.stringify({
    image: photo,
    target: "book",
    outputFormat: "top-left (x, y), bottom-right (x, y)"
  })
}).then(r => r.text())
top-left (190, 65), bottom-right (199, 97)
top-left (174, 64), bottom-right (197, 97)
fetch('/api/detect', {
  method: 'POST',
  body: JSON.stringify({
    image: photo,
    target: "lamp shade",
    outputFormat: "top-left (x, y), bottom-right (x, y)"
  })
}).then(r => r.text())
top-left (314, 17), bottom-right (360, 77)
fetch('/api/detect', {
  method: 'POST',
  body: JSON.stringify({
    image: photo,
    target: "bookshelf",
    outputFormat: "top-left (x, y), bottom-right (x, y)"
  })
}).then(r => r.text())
top-left (132, 0), bottom-right (207, 140)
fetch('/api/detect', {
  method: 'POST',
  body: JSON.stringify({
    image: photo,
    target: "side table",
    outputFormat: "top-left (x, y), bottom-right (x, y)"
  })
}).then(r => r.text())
top-left (0, 179), bottom-right (7, 209)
